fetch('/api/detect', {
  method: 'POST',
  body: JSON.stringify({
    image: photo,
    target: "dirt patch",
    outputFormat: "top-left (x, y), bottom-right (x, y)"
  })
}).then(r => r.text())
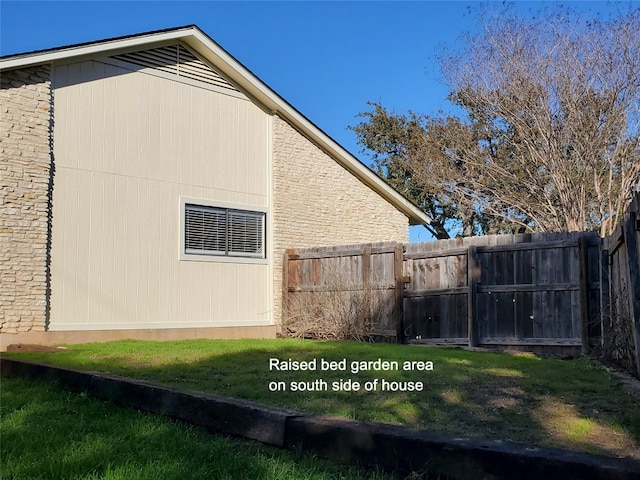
top-left (463, 377), bottom-right (530, 414)
top-left (534, 396), bottom-right (640, 459)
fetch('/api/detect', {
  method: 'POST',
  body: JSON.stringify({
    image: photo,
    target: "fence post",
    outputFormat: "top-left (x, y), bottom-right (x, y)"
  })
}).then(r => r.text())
top-left (467, 246), bottom-right (479, 347)
top-left (362, 244), bottom-right (371, 292)
top-left (623, 209), bottom-right (640, 375)
top-left (599, 246), bottom-right (610, 352)
top-left (282, 249), bottom-right (291, 328)
top-left (362, 245), bottom-right (372, 335)
top-left (394, 243), bottom-right (405, 344)
top-left (578, 236), bottom-right (590, 355)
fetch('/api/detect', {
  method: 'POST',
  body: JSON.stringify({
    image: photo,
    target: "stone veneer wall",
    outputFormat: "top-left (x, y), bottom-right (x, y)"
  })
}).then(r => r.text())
top-left (0, 66), bottom-right (52, 334)
top-left (272, 115), bottom-right (409, 326)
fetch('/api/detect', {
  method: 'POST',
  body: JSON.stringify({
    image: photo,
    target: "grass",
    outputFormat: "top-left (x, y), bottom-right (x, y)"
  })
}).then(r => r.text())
top-left (0, 376), bottom-right (395, 480)
top-left (4, 338), bottom-right (640, 460)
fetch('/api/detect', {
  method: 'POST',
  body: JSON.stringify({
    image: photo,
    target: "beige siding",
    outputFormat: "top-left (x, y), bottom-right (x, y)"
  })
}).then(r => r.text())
top-left (50, 60), bottom-right (271, 330)
top-left (272, 115), bottom-right (409, 326)
top-left (0, 66), bottom-right (52, 334)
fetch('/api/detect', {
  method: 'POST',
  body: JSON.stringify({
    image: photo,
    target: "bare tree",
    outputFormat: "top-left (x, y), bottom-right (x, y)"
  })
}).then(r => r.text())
top-left (433, 5), bottom-right (640, 236)
top-left (354, 6), bottom-right (640, 237)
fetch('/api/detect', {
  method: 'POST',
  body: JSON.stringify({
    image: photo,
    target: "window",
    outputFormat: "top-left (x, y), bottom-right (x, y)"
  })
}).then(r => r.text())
top-left (184, 203), bottom-right (265, 259)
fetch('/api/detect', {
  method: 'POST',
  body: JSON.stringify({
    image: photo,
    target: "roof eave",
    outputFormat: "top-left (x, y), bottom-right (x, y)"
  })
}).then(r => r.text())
top-left (0, 26), bottom-right (197, 69)
top-left (0, 26), bottom-right (432, 227)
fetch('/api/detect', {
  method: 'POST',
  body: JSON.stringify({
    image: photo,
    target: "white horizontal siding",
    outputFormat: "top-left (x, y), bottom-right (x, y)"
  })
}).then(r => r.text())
top-left (50, 59), bottom-right (271, 329)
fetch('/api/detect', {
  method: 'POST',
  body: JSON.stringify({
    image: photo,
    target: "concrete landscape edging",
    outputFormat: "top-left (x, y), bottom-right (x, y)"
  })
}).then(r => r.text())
top-left (1, 357), bottom-right (639, 480)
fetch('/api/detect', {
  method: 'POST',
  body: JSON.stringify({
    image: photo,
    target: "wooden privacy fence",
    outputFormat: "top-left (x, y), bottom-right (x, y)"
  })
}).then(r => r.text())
top-left (601, 192), bottom-right (640, 376)
top-left (283, 232), bottom-right (601, 356)
top-left (283, 243), bottom-right (403, 341)
top-left (403, 233), bottom-right (601, 353)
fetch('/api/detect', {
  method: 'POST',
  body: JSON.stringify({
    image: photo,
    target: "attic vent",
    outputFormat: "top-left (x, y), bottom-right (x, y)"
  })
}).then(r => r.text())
top-left (110, 44), bottom-right (238, 92)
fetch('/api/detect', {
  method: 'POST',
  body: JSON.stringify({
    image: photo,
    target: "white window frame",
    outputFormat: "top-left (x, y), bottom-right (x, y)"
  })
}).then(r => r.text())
top-left (180, 198), bottom-right (267, 264)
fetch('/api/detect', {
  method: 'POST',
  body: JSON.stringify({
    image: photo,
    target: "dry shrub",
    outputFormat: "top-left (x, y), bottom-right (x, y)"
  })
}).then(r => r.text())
top-left (283, 267), bottom-right (382, 342)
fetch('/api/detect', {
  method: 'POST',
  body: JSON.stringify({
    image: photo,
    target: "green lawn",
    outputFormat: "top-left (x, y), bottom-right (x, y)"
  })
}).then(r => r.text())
top-left (4, 338), bottom-right (640, 460)
top-left (0, 376), bottom-right (394, 480)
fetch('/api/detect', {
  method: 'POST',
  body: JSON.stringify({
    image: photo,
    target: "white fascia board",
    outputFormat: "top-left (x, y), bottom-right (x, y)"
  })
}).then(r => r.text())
top-left (0, 28), bottom-right (195, 70)
top-left (0, 26), bottom-right (431, 226)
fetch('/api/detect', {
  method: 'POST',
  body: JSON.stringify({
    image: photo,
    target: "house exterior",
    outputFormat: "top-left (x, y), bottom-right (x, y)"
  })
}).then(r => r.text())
top-left (0, 26), bottom-right (430, 349)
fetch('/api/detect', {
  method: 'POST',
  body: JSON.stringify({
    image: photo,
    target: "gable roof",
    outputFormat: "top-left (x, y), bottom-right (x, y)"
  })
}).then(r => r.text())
top-left (0, 25), bottom-right (431, 226)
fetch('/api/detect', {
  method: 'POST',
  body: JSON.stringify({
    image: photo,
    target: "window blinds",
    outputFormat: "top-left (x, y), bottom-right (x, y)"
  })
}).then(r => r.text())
top-left (185, 204), bottom-right (265, 258)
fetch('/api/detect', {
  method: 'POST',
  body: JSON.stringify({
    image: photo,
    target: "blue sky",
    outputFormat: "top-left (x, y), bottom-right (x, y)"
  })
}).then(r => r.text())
top-left (1, 1), bottom-right (631, 241)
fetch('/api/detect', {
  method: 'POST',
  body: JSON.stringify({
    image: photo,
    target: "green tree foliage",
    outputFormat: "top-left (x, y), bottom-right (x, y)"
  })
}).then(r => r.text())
top-left (350, 103), bottom-right (458, 239)
top-left (352, 5), bottom-right (640, 237)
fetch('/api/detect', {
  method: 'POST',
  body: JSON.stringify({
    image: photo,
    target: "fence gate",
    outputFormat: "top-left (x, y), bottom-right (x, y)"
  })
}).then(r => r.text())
top-left (402, 245), bottom-right (469, 343)
top-left (403, 234), bottom-right (601, 353)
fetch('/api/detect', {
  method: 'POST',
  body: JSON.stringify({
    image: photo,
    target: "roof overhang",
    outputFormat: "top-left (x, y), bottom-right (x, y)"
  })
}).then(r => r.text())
top-left (0, 25), bottom-right (431, 226)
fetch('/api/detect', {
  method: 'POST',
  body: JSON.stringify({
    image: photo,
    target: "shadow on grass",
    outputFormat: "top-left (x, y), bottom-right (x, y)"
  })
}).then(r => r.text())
top-left (5, 338), bottom-right (640, 460)
top-left (0, 376), bottom-right (393, 480)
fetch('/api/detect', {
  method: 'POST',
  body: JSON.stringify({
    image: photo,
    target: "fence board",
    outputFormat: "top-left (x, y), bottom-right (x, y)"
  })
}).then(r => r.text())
top-left (375, 250), bottom-right (397, 337)
top-left (624, 207), bottom-right (640, 374)
top-left (405, 287), bottom-right (467, 297)
top-left (394, 244), bottom-right (405, 342)
top-left (601, 192), bottom-right (640, 377)
top-left (467, 246), bottom-right (479, 346)
top-left (403, 297), bottom-right (421, 339)
top-left (579, 236), bottom-right (590, 353)
top-left (496, 292), bottom-right (514, 338)
top-left (476, 284), bottom-right (578, 293)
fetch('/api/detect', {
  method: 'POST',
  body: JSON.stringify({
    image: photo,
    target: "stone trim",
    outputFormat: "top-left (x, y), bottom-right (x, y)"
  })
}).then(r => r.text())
top-left (0, 65), bottom-right (53, 334)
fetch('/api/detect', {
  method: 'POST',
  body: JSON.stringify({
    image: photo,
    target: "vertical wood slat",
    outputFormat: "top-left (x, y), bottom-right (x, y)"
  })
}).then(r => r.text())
top-left (623, 209), bottom-right (640, 375)
top-left (578, 236), bottom-right (590, 354)
top-left (362, 245), bottom-right (371, 292)
top-left (605, 224), bottom-right (632, 371)
top-left (467, 246), bottom-right (479, 347)
top-left (394, 243), bottom-right (405, 343)
top-left (599, 247), bottom-right (610, 351)
top-left (597, 192), bottom-right (639, 377)
top-left (362, 245), bottom-right (372, 335)
top-left (282, 249), bottom-right (291, 327)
